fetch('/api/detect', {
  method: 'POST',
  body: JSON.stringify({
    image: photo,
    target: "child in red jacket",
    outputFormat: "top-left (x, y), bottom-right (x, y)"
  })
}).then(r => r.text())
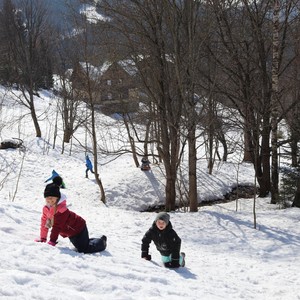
top-left (35, 182), bottom-right (107, 253)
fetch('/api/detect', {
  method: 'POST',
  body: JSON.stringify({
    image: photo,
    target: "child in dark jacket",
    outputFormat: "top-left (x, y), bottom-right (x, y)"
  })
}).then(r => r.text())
top-left (141, 212), bottom-right (185, 268)
top-left (35, 182), bottom-right (107, 254)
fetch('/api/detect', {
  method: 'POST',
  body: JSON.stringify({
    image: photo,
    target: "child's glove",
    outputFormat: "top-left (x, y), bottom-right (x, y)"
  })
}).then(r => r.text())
top-left (34, 238), bottom-right (46, 243)
top-left (47, 241), bottom-right (56, 246)
top-left (142, 254), bottom-right (152, 261)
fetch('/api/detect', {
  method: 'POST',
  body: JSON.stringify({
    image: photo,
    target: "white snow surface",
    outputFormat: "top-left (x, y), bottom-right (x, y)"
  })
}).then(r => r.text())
top-left (0, 87), bottom-right (300, 300)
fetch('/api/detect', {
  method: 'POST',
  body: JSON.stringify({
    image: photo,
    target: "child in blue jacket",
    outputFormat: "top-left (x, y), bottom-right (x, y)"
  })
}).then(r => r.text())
top-left (85, 155), bottom-right (94, 178)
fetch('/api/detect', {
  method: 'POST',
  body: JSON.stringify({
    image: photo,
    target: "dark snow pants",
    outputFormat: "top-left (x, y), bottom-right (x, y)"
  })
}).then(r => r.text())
top-left (85, 167), bottom-right (94, 178)
top-left (69, 226), bottom-right (106, 253)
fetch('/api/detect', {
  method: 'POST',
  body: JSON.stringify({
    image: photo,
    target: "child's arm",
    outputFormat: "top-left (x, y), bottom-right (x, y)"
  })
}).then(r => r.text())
top-left (39, 206), bottom-right (49, 241)
top-left (141, 229), bottom-right (152, 260)
top-left (49, 211), bottom-right (68, 244)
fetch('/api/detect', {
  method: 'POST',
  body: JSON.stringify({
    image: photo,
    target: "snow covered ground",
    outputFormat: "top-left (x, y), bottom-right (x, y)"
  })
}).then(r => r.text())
top-left (1, 86), bottom-right (300, 300)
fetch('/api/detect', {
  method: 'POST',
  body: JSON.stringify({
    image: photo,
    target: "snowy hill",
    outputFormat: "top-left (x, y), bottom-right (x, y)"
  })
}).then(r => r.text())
top-left (0, 86), bottom-right (300, 299)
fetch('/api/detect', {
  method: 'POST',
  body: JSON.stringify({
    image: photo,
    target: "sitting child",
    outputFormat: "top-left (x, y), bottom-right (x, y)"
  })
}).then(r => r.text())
top-left (141, 212), bottom-right (185, 268)
top-left (35, 181), bottom-right (106, 254)
top-left (141, 156), bottom-right (150, 171)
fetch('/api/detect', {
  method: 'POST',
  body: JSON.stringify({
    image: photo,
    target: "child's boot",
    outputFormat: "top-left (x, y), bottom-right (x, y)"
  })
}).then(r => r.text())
top-left (180, 252), bottom-right (186, 267)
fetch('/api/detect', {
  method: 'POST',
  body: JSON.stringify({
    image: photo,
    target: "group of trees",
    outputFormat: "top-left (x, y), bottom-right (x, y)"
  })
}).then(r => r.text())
top-left (1, 0), bottom-right (300, 212)
top-left (100, 0), bottom-right (300, 211)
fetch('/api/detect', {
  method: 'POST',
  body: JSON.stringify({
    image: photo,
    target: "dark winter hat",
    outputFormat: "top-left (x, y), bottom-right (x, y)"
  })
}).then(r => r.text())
top-left (44, 183), bottom-right (61, 199)
top-left (155, 212), bottom-right (170, 225)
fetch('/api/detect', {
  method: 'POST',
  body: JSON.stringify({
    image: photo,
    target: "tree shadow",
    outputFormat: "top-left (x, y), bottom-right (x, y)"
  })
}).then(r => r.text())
top-left (143, 170), bottom-right (164, 202)
top-left (202, 210), bottom-right (300, 246)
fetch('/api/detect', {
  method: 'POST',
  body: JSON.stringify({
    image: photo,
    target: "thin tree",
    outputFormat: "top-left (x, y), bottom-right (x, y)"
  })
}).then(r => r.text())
top-left (67, 5), bottom-right (106, 204)
top-left (270, 0), bottom-right (280, 204)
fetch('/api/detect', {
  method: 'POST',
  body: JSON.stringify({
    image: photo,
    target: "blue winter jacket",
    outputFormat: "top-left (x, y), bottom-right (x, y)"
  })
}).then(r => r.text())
top-left (86, 156), bottom-right (93, 170)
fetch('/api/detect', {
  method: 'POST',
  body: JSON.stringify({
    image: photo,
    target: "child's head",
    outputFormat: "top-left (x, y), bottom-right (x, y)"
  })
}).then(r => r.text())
top-left (52, 176), bottom-right (63, 187)
top-left (155, 212), bottom-right (170, 230)
top-left (52, 175), bottom-right (66, 189)
top-left (44, 183), bottom-right (61, 206)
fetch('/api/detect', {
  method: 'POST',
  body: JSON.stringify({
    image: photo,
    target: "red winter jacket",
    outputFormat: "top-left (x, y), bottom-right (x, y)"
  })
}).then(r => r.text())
top-left (40, 195), bottom-right (86, 243)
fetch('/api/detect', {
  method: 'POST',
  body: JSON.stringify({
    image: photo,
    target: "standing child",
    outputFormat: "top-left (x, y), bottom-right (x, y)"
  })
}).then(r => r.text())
top-left (35, 182), bottom-right (107, 254)
top-left (85, 155), bottom-right (94, 178)
top-left (141, 212), bottom-right (185, 268)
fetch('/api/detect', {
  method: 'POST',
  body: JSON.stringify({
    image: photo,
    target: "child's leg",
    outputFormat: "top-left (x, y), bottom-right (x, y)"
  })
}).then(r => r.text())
top-left (70, 227), bottom-right (106, 253)
top-left (161, 254), bottom-right (172, 263)
top-left (84, 235), bottom-right (107, 253)
top-left (69, 226), bottom-right (89, 252)
top-left (161, 253), bottom-right (185, 266)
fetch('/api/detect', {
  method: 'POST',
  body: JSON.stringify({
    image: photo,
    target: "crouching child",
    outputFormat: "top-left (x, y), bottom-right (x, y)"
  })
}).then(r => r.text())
top-left (35, 182), bottom-right (106, 254)
top-left (141, 212), bottom-right (185, 268)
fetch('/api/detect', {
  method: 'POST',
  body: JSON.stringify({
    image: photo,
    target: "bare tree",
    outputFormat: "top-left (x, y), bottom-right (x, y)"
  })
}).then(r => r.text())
top-left (206, 0), bottom-right (298, 200)
top-left (100, 0), bottom-right (214, 211)
top-left (66, 5), bottom-right (107, 204)
top-left (0, 0), bottom-right (17, 85)
top-left (51, 32), bottom-right (90, 150)
top-left (206, 0), bottom-right (272, 196)
top-left (0, 0), bottom-right (54, 137)
top-left (100, 1), bottom-right (186, 211)
top-left (164, 0), bottom-right (206, 212)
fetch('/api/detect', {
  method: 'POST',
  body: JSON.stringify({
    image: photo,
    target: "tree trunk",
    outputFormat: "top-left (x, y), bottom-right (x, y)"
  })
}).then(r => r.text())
top-left (159, 115), bottom-right (179, 212)
top-left (270, 0), bottom-right (280, 204)
top-left (207, 103), bottom-right (214, 175)
top-left (29, 94), bottom-right (42, 138)
top-left (188, 126), bottom-right (198, 212)
top-left (123, 115), bottom-right (139, 168)
top-left (63, 127), bottom-right (72, 143)
top-left (91, 103), bottom-right (106, 204)
top-left (292, 178), bottom-right (300, 208)
top-left (261, 115), bottom-right (271, 196)
top-left (243, 127), bottom-right (253, 163)
top-left (165, 165), bottom-right (177, 212)
top-left (290, 137), bottom-right (298, 167)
